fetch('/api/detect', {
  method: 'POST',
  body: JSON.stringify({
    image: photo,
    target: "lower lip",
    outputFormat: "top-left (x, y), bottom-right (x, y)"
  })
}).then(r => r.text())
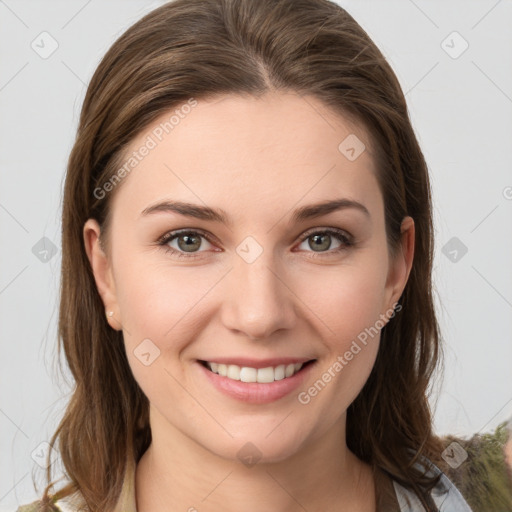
top-left (196, 360), bottom-right (316, 404)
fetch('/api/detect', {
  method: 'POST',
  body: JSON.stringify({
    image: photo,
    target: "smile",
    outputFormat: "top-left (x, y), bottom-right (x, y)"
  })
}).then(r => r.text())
top-left (196, 358), bottom-right (317, 404)
top-left (201, 360), bottom-right (309, 383)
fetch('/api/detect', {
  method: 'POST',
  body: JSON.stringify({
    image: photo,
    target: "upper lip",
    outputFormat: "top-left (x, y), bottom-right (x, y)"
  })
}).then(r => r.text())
top-left (198, 357), bottom-right (315, 369)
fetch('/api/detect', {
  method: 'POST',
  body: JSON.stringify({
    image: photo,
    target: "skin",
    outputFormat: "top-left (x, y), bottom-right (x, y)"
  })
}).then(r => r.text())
top-left (84, 91), bottom-right (414, 512)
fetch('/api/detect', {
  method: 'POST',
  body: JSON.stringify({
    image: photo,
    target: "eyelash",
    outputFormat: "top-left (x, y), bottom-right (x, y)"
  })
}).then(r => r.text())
top-left (156, 227), bottom-right (354, 260)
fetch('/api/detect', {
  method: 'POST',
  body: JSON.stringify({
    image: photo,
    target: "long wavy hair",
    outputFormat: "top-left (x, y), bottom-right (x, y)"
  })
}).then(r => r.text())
top-left (39, 0), bottom-right (446, 509)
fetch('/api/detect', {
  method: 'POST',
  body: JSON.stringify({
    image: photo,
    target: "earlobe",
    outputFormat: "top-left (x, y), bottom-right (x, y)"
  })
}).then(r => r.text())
top-left (385, 216), bottom-right (415, 311)
top-left (83, 218), bottom-right (121, 330)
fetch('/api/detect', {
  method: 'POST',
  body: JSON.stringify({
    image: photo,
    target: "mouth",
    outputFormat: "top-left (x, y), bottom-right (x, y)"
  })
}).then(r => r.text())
top-left (198, 359), bottom-right (317, 384)
top-left (196, 357), bottom-right (318, 403)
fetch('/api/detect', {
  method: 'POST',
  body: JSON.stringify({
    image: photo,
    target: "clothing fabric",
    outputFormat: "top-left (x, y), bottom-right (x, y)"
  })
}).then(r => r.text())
top-left (16, 457), bottom-right (472, 512)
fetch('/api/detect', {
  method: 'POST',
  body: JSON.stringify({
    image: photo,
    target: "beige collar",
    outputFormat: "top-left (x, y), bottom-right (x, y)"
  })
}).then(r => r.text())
top-left (112, 457), bottom-right (138, 512)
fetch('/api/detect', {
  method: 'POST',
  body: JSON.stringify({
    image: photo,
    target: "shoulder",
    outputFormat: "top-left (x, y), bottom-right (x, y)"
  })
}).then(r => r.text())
top-left (16, 491), bottom-right (87, 512)
top-left (16, 502), bottom-right (43, 512)
top-left (16, 457), bottom-right (137, 512)
top-left (392, 458), bottom-right (473, 512)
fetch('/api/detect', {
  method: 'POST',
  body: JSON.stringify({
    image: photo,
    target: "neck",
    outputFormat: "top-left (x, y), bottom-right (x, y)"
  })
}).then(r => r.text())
top-left (135, 406), bottom-right (375, 512)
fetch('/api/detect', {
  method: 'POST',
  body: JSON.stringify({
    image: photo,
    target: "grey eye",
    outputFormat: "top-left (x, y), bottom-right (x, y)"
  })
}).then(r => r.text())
top-left (167, 232), bottom-right (213, 253)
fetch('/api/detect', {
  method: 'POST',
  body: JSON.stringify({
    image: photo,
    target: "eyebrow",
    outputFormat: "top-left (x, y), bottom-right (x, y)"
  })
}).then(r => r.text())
top-left (140, 198), bottom-right (370, 225)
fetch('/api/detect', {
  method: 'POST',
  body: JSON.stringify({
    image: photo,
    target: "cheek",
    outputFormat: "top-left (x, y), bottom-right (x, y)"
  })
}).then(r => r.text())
top-left (114, 248), bottom-right (223, 337)
top-left (297, 255), bottom-right (389, 345)
top-left (294, 255), bottom-right (388, 403)
top-left (113, 252), bottom-right (229, 395)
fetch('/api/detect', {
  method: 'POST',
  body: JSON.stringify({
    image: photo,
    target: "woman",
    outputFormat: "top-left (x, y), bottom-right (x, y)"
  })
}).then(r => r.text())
top-left (17, 0), bottom-right (472, 510)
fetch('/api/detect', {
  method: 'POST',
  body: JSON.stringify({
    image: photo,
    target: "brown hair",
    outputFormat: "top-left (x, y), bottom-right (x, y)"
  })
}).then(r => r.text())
top-left (40, 0), bottom-right (446, 509)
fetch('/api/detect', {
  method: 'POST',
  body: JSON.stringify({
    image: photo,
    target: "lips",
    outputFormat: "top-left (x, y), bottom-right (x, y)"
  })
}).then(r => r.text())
top-left (196, 358), bottom-right (317, 404)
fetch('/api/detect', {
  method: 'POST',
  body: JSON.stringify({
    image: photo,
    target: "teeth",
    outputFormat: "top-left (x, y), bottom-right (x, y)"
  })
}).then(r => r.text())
top-left (205, 361), bottom-right (305, 383)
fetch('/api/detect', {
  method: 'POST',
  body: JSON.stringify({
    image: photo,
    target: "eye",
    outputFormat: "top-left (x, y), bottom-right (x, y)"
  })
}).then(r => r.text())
top-left (296, 228), bottom-right (353, 256)
top-left (157, 227), bottom-right (354, 260)
top-left (157, 229), bottom-right (217, 259)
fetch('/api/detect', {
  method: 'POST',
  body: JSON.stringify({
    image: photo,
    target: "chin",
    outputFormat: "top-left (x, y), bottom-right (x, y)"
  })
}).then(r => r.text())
top-left (202, 425), bottom-right (309, 466)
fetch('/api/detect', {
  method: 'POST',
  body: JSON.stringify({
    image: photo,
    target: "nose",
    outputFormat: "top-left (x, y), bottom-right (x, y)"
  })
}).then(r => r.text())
top-left (220, 250), bottom-right (297, 340)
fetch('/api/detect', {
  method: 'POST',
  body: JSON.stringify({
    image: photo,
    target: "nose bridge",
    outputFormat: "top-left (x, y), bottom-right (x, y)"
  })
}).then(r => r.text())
top-left (221, 237), bottom-right (296, 339)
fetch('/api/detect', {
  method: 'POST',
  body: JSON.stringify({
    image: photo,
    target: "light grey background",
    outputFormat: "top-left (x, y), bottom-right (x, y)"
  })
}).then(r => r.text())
top-left (1, 0), bottom-right (511, 509)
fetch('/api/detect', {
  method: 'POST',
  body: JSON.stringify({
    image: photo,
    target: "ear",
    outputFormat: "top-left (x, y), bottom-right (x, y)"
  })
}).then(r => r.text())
top-left (83, 218), bottom-right (122, 330)
top-left (382, 216), bottom-right (415, 313)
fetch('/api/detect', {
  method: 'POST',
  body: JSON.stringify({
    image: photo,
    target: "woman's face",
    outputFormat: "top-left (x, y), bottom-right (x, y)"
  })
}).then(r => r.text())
top-left (85, 92), bottom-right (413, 463)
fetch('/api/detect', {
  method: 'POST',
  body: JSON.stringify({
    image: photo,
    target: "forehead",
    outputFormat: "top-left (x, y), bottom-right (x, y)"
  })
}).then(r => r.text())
top-left (110, 92), bottom-right (381, 221)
